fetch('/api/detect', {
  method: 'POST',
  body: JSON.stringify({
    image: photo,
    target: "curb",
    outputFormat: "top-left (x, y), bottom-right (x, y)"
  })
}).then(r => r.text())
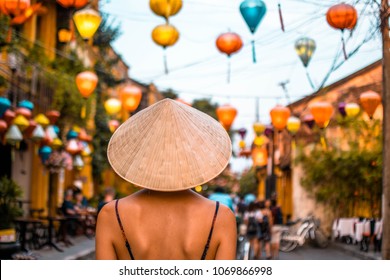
top-left (330, 242), bottom-right (382, 260)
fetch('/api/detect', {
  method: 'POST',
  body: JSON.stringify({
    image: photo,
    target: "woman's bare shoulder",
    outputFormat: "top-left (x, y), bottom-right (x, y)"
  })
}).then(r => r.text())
top-left (216, 203), bottom-right (236, 227)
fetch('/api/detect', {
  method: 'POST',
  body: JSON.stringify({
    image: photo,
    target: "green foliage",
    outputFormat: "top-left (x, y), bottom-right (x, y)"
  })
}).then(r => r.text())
top-left (162, 89), bottom-right (178, 100)
top-left (192, 98), bottom-right (218, 120)
top-left (94, 12), bottom-right (122, 49)
top-left (0, 177), bottom-right (23, 229)
top-left (239, 167), bottom-right (258, 196)
top-left (296, 117), bottom-right (382, 217)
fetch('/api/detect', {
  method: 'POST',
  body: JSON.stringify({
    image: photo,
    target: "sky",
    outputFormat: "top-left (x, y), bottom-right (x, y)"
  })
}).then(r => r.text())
top-left (100, 0), bottom-right (382, 173)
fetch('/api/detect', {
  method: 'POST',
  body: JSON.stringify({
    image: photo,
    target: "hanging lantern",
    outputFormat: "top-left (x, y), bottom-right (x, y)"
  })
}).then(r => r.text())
top-left (149, 0), bottom-right (182, 20)
top-left (66, 129), bottom-right (78, 140)
top-left (253, 122), bottom-right (265, 136)
top-left (38, 145), bottom-right (52, 164)
top-left (73, 7), bottom-right (102, 39)
top-left (252, 146), bottom-right (268, 167)
top-left (120, 85), bottom-right (142, 113)
top-left (309, 102), bottom-right (334, 129)
top-left (264, 125), bottom-right (274, 138)
top-left (66, 139), bottom-right (81, 155)
top-left (34, 113), bottom-right (50, 128)
top-left (237, 128), bottom-right (247, 139)
top-left (80, 141), bottom-right (92, 157)
top-left (254, 135), bottom-right (267, 147)
top-left (5, 124), bottom-right (23, 146)
top-left (31, 124), bottom-right (45, 142)
top-left (73, 154), bottom-right (84, 170)
top-left (13, 114), bottom-right (29, 132)
top-left (295, 37), bottom-right (316, 89)
top-left (46, 110), bottom-right (61, 124)
top-left (51, 138), bottom-right (63, 150)
top-left (194, 185), bottom-right (202, 193)
top-left (46, 125), bottom-right (59, 140)
top-left (359, 90), bottom-right (381, 119)
top-left (15, 107), bottom-right (32, 119)
top-left (238, 140), bottom-right (246, 149)
top-left (0, 0), bottom-right (30, 17)
top-left (151, 23), bottom-right (180, 74)
top-left (76, 71), bottom-right (98, 98)
top-left (270, 105), bottom-right (291, 131)
top-left (58, 29), bottom-right (72, 43)
top-left (78, 128), bottom-right (92, 142)
top-left (9, 2), bottom-right (42, 26)
top-left (239, 0), bottom-right (266, 63)
top-left (104, 98), bottom-right (122, 115)
top-left (18, 100), bottom-right (34, 111)
top-left (216, 104), bottom-right (237, 131)
top-left (56, 0), bottom-right (88, 9)
top-left (216, 32), bottom-right (243, 83)
top-left (0, 120), bottom-right (8, 134)
top-left (326, 3), bottom-right (358, 60)
top-left (302, 114), bottom-right (315, 129)
top-left (338, 102), bottom-right (346, 117)
top-left (345, 102), bottom-right (360, 117)
top-left (24, 119), bottom-right (37, 138)
top-left (53, 125), bottom-right (60, 136)
top-left (0, 97), bottom-right (11, 117)
top-left (108, 119), bottom-right (120, 133)
top-left (287, 116), bottom-right (301, 135)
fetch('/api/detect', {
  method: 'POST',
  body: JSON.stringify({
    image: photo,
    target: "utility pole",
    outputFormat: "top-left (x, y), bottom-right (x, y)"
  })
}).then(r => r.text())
top-left (381, 0), bottom-right (390, 260)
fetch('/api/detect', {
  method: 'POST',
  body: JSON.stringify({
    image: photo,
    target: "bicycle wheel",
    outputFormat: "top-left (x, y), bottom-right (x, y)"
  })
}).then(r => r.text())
top-left (314, 229), bottom-right (329, 248)
top-left (280, 230), bottom-right (298, 252)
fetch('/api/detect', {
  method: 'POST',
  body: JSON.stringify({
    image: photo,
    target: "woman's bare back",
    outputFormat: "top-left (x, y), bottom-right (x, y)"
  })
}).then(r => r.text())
top-left (96, 190), bottom-right (237, 260)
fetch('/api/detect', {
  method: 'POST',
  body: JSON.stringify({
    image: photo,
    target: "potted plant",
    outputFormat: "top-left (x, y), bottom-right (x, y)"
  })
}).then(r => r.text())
top-left (0, 176), bottom-right (23, 243)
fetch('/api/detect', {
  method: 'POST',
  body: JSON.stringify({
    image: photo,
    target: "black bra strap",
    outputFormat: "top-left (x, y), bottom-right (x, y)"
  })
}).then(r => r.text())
top-left (201, 201), bottom-right (220, 260)
top-left (115, 199), bottom-right (135, 260)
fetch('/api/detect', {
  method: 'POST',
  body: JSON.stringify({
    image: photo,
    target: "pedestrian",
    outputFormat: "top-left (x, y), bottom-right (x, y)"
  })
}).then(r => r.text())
top-left (96, 99), bottom-right (237, 260)
top-left (243, 202), bottom-right (262, 259)
top-left (258, 200), bottom-right (272, 259)
top-left (269, 198), bottom-right (283, 259)
top-left (97, 187), bottom-right (116, 214)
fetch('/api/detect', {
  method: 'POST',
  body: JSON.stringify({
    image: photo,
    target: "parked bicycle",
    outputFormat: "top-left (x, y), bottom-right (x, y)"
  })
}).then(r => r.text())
top-left (280, 215), bottom-right (329, 252)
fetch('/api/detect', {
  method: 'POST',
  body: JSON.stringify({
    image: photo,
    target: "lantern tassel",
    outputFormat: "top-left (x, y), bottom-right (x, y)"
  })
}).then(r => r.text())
top-left (305, 70), bottom-right (316, 90)
top-left (278, 3), bottom-right (285, 32)
top-left (251, 40), bottom-right (256, 63)
top-left (163, 47), bottom-right (169, 74)
top-left (320, 134), bottom-right (327, 150)
top-left (81, 99), bottom-right (87, 119)
top-left (341, 32), bottom-right (348, 60)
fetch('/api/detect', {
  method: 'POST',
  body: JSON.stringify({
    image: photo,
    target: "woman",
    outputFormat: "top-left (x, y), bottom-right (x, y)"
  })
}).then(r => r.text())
top-left (258, 200), bottom-right (272, 259)
top-left (243, 202), bottom-right (262, 259)
top-left (96, 99), bottom-right (237, 260)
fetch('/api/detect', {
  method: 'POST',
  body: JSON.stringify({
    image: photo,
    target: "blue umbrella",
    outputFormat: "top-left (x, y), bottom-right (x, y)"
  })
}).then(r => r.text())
top-left (239, 0), bottom-right (266, 63)
top-left (0, 97), bottom-right (11, 118)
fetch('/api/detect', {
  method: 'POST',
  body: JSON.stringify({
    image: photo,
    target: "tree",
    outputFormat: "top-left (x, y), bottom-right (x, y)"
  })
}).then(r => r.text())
top-left (192, 98), bottom-right (218, 120)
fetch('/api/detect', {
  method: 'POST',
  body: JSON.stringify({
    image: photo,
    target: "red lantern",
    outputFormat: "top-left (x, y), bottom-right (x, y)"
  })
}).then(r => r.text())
top-left (46, 110), bottom-right (61, 124)
top-left (108, 119), bottom-right (120, 133)
top-left (216, 104), bottom-right (237, 131)
top-left (270, 105), bottom-right (291, 131)
top-left (3, 109), bottom-right (15, 124)
top-left (0, 120), bottom-right (7, 134)
top-left (24, 120), bottom-right (37, 138)
top-left (76, 71), bottom-right (98, 98)
top-left (16, 107), bottom-right (32, 119)
top-left (309, 102), bottom-right (334, 129)
top-left (56, 0), bottom-right (88, 9)
top-left (120, 85), bottom-right (142, 113)
top-left (326, 3), bottom-right (358, 60)
top-left (0, 0), bottom-right (30, 17)
top-left (302, 114), bottom-right (315, 129)
top-left (216, 32), bottom-right (243, 83)
top-left (359, 90), bottom-right (381, 119)
top-left (78, 128), bottom-right (92, 142)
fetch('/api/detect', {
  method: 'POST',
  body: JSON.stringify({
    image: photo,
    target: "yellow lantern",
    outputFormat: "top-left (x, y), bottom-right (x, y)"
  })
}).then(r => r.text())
top-left (253, 122), bottom-right (265, 136)
top-left (104, 98), bottom-right (122, 115)
top-left (51, 138), bottom-right (63, 150)
top-left (287, 116), bottom-right (301, 135)
top-left (345, 102), bottom-right (360, 117)
top-left (216, 104), bottom-right (237, 131)
top-left (152, 23), bottom-right (180, 74)
top-left (309, 101), bottom-right (334, 129)
top-left (58, 29), bottom-right (72, 43)
top-left (194, 185), bottom-right (202, 193)
top-left (73, 7), bottom-right (102, 39)
top-left (238, 140), bottom-right (246, 149)
top-left (149, 0), bottom-right (182, 20)
top-left (254, 135), bottom-right (267, 147)
top-left (34, 113), bottom-right (50, 128)
top-left (359, 90), bottom-right (381, 119)
top-left (252, 146), bottom-right (268, 167)
top-left (13, 114), bottom-right (29, 132)
top-left (270, 105), bottom-right (291, 131)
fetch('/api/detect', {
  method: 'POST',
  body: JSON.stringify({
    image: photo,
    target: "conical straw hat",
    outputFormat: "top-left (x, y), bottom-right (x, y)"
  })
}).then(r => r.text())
top-left (107, 98), bottom-right (232, 192)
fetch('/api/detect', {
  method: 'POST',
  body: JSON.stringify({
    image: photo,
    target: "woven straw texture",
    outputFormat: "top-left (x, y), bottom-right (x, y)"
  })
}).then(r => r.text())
top-left (107, 98), bottom-right (232, 191)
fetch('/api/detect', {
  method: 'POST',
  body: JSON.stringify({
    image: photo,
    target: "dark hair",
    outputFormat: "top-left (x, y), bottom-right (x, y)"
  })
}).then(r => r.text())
top-left (257, 200), bottom-right (266, 209)
top-left (214, 186), bottom-right (225, 193)
top-left (271, 199), bottom-right (277, 207)
top-left (248, 202), bottom-right (257, 212)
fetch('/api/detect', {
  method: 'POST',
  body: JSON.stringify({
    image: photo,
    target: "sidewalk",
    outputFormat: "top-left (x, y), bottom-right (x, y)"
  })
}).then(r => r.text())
top-left (15, 236), bottom-right (96, 260)
top-left (331, 241), bottom-right (382, 260)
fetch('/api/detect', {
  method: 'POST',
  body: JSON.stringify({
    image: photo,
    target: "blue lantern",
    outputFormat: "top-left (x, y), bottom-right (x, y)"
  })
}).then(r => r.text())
top-left (239, 0), bottom-right (266, 63)
top-left (39, 145), bottom-right (52, 164)
top-left (0, 97), bottom-right (11, 118)
top-left (53, 125), bottom-right (60, 136)
top-left (66, 130), bottom-right (78, 140)
top-left (18, 100), bottom-right (34, 111)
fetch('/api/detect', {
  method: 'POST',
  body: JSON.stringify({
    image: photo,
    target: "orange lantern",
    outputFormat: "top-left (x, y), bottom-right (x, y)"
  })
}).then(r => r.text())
top-left (326, 3), bottom-right (358, 60)
top-left (120, 85), bottom-right (142, 113)
top-left (0, 0), bottom-right (30, 17)
top-left (252, 146), bottom-right (268, 167)
top-left (216, 32), bottom-right (243, 83)
top-left (46, 110), bottom-right (61, 124)
top-left (359, 91), bottom-right (381, 119)
top-left (58, 29), bottom-right (72, 43)
top-left (216, 104), bottom-right (237, 131)
top-left (149, 0), bottom-right (182, 20)
top-left (76, 71), bottom-right (98, 98)
top-left (309, 102), bottom-right (334, 129)
top-left (270, 105), bottom-right (291, 131)
top-left (56, 0), bottom-right (88, 9)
